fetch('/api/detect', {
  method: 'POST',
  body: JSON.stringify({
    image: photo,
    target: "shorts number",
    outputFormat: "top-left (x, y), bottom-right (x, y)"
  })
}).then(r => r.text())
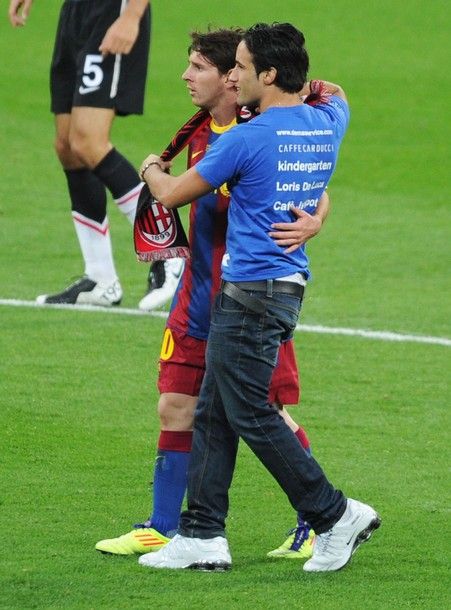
top-left (160, 328), bottom-right (175, 361)
top-left (82, 54), bottom-right (104, 88)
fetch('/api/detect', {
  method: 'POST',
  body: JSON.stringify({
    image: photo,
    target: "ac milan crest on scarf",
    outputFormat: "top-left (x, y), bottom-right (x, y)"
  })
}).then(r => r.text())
top-left (134, 198), bottom-right (189, 261)
top-left (134, 110), bottom-right (210, 262)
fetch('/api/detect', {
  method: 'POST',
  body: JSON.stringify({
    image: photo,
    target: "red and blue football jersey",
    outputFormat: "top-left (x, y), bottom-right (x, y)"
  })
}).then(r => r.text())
top-left (167, 118), bottom-right (235, 340)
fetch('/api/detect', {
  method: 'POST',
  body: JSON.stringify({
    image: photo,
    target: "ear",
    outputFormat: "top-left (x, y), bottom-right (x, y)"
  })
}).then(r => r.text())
top-left (224, 69), bottom-right (236, 90)
top-left (263, 67), bottom-right (277, 85)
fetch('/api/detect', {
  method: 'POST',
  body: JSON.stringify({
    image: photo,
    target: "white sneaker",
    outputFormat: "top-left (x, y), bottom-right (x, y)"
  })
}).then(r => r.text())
top-left (138, 533), bottom-right (232, 571)
top-left (36, 276), bottom-right (122, 307)
top-left (303, 499), bottom-right (381, 573)
top-left (138, 258), bottom-right (184, 311)
top-left (76, 279), bottom-right (123, 306)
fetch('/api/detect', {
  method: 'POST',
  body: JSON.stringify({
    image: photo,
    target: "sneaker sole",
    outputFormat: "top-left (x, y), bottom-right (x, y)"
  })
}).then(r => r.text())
top-left (335, 514), bottom-right (381, 572)
top-left (187, 560), bottom-right (232, 572)
top-left (96, 550), bottom-right (133, 556)
top-left (350, 514), bottom-right (381, 558)
top-left (37, 296), bottom-right (122, 307)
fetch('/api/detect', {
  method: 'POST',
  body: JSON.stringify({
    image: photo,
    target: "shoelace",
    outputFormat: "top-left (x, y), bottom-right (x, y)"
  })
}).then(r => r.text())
top-left (133, 519), bottom-right (152, 529)
top-left (314, 530), bottom-right (333, 554)
top-left (289, 520), bottom-right (311, 551)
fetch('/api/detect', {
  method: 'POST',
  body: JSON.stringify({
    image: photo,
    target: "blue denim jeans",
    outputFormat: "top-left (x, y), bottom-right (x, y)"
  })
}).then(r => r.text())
top-left (179, 289), bottom-right (346, 538)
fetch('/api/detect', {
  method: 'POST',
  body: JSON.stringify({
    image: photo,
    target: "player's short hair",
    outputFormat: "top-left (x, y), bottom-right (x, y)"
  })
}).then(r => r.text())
top-left (243, 22), bottom-right (309, 93)
top-left (189, 28), bottom-right (244, 75)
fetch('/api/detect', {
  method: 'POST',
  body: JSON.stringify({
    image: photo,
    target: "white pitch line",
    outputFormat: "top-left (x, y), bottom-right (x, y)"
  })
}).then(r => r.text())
top-left (0, 298), bottom-right (167, 318)
top-left (1, 298), bottom-right (450, 347)
top-left (294, 323), bottom-right (451, 346)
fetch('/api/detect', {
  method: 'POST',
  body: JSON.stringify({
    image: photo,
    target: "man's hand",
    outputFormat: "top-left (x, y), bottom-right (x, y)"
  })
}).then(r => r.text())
top-left (99, 13), bottom-right (140, 56)
top-left (140, 154), bottom-right (172, 181)
top-left (268, 207), bottom-right (322, 254)
top-left (8, 0), bottom-right (33, 27)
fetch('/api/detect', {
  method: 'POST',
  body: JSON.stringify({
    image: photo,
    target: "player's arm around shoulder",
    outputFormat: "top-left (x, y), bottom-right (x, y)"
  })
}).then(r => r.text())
top-left (269, 191), bottom-right (331, 253)
top-left (300, 80), bottom-right (348, 103)
top-left (302, 79), bottom-right (350, 137)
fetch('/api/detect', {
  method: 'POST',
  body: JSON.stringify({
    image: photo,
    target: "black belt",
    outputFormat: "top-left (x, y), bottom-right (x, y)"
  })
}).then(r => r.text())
top-left (221, 280), bottom-right (304, 314)
top-left (223, 280), bottom-right (303, 297)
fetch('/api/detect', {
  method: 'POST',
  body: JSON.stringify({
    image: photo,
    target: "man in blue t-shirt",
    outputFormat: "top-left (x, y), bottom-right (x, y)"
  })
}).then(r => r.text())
top-left (138, 22), bottom-right (381, 574)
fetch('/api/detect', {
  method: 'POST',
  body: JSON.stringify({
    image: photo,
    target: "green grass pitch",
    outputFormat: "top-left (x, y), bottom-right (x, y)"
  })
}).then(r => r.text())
top-left (0, 1), bottom-right (450, 608)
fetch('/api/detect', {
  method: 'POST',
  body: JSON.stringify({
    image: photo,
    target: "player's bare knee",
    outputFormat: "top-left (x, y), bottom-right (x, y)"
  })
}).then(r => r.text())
top-left (54, 137), bottom-right (86, 170)
top-left (54, 135), bottom-right (73, 165)
top-left (279, 407), bottom-right (299, 432)
top-left (158, 394), bottom-right (196, 431)
top-left (69, 129), bottom-right (110, 168)
top-left (68, 132), bottom-right (92, 166)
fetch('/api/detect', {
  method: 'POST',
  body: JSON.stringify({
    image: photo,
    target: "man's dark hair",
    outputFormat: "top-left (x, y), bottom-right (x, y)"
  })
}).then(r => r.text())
top-left (189, 28), bottom-right (244, 75)
top-left (243, 23), bottom-right (309, 93)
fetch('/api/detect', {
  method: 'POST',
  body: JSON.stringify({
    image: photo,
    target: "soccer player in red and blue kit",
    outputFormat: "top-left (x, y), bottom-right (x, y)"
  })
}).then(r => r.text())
top-left (96, 28), bottom-right (330, 560)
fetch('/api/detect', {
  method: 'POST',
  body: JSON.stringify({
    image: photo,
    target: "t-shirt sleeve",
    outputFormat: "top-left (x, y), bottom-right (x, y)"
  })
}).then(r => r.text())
top-left (195, 128), bottom-right (248, 188)
top-left (328, 95), bottom-right (350, 138)
top-left (317, 95), bottom-right (350, 140)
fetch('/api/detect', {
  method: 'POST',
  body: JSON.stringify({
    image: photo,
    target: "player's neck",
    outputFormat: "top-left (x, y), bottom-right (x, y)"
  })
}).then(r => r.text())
top-left (260, 89), bottom-right (301, 112)
top-left (210, 110), bottom-right (236, 127)
top-left (208, 92), bottom-right (238, 127)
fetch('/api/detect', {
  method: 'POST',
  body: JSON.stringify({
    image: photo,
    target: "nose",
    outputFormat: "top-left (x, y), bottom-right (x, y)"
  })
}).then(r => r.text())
top-left (228, 66), bottom-right (238, 83)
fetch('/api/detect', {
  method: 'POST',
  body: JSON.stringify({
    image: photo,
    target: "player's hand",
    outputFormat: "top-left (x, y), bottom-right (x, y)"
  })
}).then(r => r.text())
top-left (268, 207), bottom-right (322, 254)
top-left (8, 0), bottom-right (32, 27)
top-left (140, 154), bottom-right (172, 181)
top-left (99, 13), bottom-right (140, 56)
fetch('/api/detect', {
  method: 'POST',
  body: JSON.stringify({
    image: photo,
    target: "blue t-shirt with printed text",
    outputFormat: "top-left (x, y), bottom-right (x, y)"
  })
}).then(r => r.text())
top-left (195, 96), bottom-right (349, 282)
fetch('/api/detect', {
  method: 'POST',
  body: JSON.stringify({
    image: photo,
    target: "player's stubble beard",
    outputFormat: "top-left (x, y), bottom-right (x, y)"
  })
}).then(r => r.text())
top-left (236, 84), bottom-right (260, 110)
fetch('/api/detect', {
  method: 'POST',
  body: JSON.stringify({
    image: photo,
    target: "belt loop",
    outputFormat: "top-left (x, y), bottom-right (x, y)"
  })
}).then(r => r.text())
top-left (267, 279), bottom-right (273, 298)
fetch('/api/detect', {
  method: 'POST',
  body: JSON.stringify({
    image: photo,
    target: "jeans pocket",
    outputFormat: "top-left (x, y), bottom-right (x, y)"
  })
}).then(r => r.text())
top-left (219, 291), bottom-right (246, 313)
top-left (263, 294), bottom-right (301, 341)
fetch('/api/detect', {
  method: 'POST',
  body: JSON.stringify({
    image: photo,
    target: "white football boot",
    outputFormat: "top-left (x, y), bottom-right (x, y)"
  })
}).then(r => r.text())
top-left (36, 276), bottom-right (122, 306)
top-left (138, 534), bottom-right (232, 571)
top-left (303, 498), bottom-right (381, 573)
top-left (138, 258), bottom-right (184, 311)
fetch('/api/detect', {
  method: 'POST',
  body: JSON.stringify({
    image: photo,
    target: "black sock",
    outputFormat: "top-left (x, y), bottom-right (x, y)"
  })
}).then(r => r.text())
top-left (92, 148), bottom-right (141, 200)
top-left (64, 169), bottom-right (107, 222)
